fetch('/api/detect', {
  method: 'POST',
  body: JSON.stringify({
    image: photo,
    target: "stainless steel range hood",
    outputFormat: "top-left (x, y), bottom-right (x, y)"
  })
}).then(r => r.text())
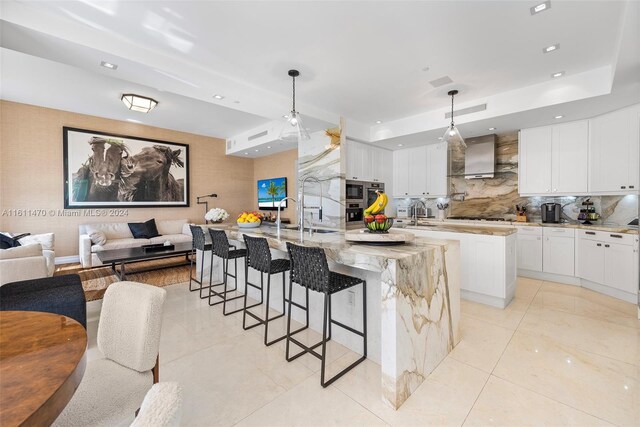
top-left (464, 134), bottom-right (496, 179)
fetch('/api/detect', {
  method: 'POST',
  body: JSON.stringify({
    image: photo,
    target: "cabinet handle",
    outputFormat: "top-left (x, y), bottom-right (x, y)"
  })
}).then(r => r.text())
top-left (621, 186), bottom-right (626, 189)
top-left (605, 244), bottom-right (610, 248)
top-left (610, 234), bottom-right (622, 238)
top-left (586, 231), bottom-right (596, 235)
top-left (630, 185), bottom-right (635, 189)
top-left (597, 243), bottom-right (602, 247)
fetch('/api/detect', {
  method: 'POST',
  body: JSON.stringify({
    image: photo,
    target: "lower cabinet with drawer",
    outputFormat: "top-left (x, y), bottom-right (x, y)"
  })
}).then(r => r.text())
top-left (577, 230), bottom-right (639, 302)
top-left (542, 227), bottom-right (576, 276)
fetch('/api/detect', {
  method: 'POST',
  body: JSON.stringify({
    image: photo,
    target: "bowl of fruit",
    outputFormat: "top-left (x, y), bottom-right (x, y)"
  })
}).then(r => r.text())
top-left (237, 211), bottom-right (263, 228)
top-left (364, 214), bottom-right (394, 233)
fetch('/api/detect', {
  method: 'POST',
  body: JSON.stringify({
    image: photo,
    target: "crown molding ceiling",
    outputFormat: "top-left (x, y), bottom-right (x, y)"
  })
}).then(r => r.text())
top-left (0, 0), bottom-right (638, 147)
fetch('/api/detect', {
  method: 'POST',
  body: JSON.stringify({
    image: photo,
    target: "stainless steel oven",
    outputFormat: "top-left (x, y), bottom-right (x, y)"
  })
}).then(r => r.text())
top-left (365, 182), bottom-right (385, 212)
top-left (346, 202), bottom-right (365, 229)
top-left (346, 180), bottom-right (364, 202)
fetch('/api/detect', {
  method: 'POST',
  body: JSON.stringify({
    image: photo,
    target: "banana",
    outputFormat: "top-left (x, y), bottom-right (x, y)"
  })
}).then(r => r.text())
top-left (370, 191), bottom-right (388, 215)
top-left (364, 192), bottom-right (382, 216)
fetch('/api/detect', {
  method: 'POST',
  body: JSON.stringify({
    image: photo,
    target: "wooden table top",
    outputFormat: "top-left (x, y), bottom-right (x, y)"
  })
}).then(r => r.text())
top-left (0, 311), bottom-right (87, 427)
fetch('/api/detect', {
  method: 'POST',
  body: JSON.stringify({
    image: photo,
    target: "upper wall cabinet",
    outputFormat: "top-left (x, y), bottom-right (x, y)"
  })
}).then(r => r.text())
top-left (392, 142), bottom-right (448, 198)
top-left (345, 140), bottom-right (391, 183)
top-left (519, 120), bottom-right (589, 196)
top-left (588, 105), bottom-right (640, 194)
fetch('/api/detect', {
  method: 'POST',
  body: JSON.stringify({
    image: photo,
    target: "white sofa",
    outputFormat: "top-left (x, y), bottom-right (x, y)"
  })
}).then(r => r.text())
top-left (0, 243), bottom-right (53, 286)
top-left (79, 219), bottom-right (193, 268)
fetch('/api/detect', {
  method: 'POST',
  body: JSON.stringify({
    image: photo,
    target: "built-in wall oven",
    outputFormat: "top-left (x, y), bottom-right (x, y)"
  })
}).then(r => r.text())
top-left (345, 181), bottom-right (385, 229)
top-left (346, 180), bottom-right (364, 202)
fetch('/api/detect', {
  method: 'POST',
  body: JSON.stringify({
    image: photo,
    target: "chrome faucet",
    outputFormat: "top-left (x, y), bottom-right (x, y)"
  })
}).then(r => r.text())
top-left (299, 176), bottom-right (324, 242)
top-left (276, 197), bottom-right (298, 240)
top-left (412, 199), bottom-right (428, 226)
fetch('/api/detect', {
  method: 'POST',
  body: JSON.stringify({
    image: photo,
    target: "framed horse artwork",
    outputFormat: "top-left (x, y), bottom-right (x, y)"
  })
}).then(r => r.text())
top-left (63, 127), bottom-right (189, 208)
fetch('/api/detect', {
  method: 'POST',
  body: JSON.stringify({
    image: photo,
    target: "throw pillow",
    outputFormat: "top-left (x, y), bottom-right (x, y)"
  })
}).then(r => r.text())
top-left (145, 219), bottom-right (161, 238)
top-left (88, 230), bottom-right (107, 246)
top-left (0, 232), bottom-right (30, 249)
top-left (128, 222), bottom-right (150, 239)
top-left (18, 233), bottom-right (55, 251)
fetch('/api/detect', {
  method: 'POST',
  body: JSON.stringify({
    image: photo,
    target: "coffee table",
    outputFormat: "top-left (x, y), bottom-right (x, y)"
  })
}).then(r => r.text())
top-left (96, 242), bottom-right (208, 281)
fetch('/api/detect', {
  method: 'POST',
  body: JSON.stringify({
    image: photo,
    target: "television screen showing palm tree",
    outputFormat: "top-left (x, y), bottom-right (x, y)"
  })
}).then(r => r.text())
top-left (257, 177), bottom-right (287, 209)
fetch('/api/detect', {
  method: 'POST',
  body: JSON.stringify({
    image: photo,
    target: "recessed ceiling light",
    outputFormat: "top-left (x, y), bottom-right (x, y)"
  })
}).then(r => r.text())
top-left (551, 71), bottom-right (565, 78)
top-left (530, 1), bottom-right (551, 15)
top-left (555, 115), bottom-right (564, 119)
top-left (375, 120), bottom-right (382, 124)
top-left (397, 144), bottom-right (404, 147)
top-left (282, 115), bottom-right (289, 119)
top-left (254, 149), bottom-right (259, 152)
top-left (438, 137), bottom-right (444, 140)
top-left (488, 127), bottom-right (496, 131)
top-left (100, 61), bottom-right (117, 70)
top-left (543, 44), bottom-right (559, 53)
top-left (267, 146), bottom-right (272, 149)
top-left (213, 94), bottom-right (225, 100)
top-left (244, 152), bottom-right (249, 155)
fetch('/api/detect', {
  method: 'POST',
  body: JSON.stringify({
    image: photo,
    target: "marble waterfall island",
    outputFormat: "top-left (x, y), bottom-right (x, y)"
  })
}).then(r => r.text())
top-left (200, 224), bottom-right (461, 409)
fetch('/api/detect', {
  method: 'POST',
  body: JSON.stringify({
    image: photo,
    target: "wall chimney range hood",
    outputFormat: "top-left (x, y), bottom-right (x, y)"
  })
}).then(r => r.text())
top-left (464, 134), bottom-right (497, 179)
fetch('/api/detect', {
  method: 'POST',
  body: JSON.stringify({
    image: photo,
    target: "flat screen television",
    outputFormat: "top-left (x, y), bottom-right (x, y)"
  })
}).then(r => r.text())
top-left (257, 177), bottom-right (287, 210)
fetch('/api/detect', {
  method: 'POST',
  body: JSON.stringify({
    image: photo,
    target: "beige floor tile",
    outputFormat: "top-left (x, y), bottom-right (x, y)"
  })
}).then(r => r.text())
top-left (331, 355), bottom-right (489, 427)
top-left (448, 315), bottom-right (515, 373)
top-left (464, 376), bottom-right (614, 427)
top-left (461, 277), bottom-right (541, 330)
top-left (493, 331), bottom-right (640, 426)
top-left (519, 305), bottom-right (640, 366)
top-left (161, 334), bottom-right (307, 426)
top-left (235, 373), bottom-right (388, 427)
top-left (531, 281), bottom-right (640, 329)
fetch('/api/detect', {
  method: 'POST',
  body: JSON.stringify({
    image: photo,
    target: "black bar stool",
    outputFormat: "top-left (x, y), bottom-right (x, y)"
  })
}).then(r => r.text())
top-left (242, 235), bottom-right (308, 346)
top-left (285, 242), bottom-right (367, 387)
top-left (208, 228), bottom-right (247, 315)
top-left (188, 225), bottom-right (212, 299)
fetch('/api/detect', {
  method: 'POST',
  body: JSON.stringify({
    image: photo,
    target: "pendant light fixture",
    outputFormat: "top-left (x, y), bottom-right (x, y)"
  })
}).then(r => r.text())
top-left (443, 90), bottom-right (466, 148)
top-left (279, 69), bottom-right (310, 142)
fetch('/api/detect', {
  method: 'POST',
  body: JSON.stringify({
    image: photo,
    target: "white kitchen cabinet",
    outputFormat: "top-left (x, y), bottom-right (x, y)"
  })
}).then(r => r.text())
top-left (589, 104), bottom-right (640, 194)
top-left (551, 121), bottom-right (589, 194)
top-left (393, 149), bottom-right (410, 196)
top-left (346, 141), bottom-right (391, 183)
top-left (519, 121), bottom-right (588, 196)
top-left (408, 146), bottom-right (428, 196)
top-left (542, 228), bottom-right (575, 276)
top-left (577, 238), bottom-right (605, 284)
top-left (519, 126), bottom-right (552, 195)
top-left (392, 142), bottom-right (449, 198)
top-left (516, 233), bottom-right (543, 272)
top-left (604, 242), bottom-right (637, 294)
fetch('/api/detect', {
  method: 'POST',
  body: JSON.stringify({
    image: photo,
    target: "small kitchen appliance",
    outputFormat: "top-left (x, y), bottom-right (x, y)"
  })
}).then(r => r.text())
top-left (540, 203), bottom-right (561, 223)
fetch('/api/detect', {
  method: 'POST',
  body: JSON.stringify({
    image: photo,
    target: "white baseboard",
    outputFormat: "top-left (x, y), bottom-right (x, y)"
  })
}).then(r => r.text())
top-left (55, 255), bottom-right (80, 265)
top-left (461, 289), bottom-right (511, 309)
top-left (581, 280), bottom-right (638, 304)
top-left (518, 269), bottom-right (581, 285)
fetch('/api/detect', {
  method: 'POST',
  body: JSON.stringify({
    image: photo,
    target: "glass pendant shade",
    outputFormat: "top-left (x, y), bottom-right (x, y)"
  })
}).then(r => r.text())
top-left (443, 124), bottom-right (466, 147)
top-left (279, 111), bottom-right (310, 142)
top-left (121, 94), bottom-right (158, 113)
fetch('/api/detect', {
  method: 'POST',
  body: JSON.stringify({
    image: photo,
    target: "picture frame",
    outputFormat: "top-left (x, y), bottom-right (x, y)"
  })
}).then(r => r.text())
top-left (63, 127), bottom-right (189, 208)
top-left (257, 177), bottom-right (288, 210)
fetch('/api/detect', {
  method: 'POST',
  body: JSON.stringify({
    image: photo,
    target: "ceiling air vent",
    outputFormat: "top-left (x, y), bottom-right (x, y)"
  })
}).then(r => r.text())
top-left (226, 140), bottom-right (234, 150)
top-left (429, 76), bottom-right (453, 88)
top-left (248, 130), bottom-right (268, 141)
top-left (445, 103), bottom-right (487, 119)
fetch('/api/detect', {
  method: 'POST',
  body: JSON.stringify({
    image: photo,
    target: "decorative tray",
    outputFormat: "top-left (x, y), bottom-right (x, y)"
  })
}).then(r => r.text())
top-left (142, 243), bottom-right (175, 252)
top-left (344, 229), bottom-right (415, 245)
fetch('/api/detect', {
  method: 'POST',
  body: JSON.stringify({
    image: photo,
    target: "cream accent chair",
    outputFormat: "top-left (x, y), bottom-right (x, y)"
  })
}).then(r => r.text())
top-left (0, 244), bottom-right (49, 286)
top-left (130, 383), bottom-right (183, 427)
top-left (53, 282), bottom-right (167, 427)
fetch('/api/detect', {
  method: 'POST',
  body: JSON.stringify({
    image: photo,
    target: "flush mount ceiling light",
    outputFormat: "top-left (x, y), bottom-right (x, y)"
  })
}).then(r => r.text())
top-left (101, 61), bottom-right (118, 70)
top-left (530, 1), bottom-right (551, 15)
top-left (443, 90), bottom-right (466, 148)
top-left (121, 94), bottom-right (158, 113)
top-left (488, 127), bottom-right (497, 131)
top-left (555, 115), bottom-right (564, 119)
top-left (213, 94), bottom-right (225, 100)
top-left (397, 144), bottom-right (404, 147)
top-left (551, 71), bottom-right (565, 78)
top-left (543, 44), bottom-right (560, 53)
top-left (279, 69), bottom-right (310, 142)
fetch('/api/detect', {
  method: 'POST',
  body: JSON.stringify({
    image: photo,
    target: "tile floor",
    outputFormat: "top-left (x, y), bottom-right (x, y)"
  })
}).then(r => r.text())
top-left (86, 277), bottom-right (639, 426)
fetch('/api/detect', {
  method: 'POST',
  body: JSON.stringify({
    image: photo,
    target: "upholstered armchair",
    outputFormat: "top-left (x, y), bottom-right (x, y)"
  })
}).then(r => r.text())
top-left (131, 382), bottom-right (183, 427)
top-left (53, 282), bottom-right (167, 427)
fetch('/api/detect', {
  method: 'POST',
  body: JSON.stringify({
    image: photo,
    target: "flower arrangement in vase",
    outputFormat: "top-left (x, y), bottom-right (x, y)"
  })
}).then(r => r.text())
top-left (205, 208), bottom-right (229, 223)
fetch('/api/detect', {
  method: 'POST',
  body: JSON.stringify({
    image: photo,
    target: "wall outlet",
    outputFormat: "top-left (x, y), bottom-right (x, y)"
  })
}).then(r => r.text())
top-left (347, 290), bottom-right (355, 306)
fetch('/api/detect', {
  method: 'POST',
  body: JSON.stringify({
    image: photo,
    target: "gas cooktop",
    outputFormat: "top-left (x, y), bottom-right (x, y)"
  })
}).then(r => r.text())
top-left (446, 216), bottom-right (507, 222)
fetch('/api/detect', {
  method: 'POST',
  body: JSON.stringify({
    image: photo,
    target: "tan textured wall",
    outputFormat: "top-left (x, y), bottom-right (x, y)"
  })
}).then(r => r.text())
top-left (253, 149), bottom-right (298, 222)
top-left (0, 101), bottom-right (255, 257)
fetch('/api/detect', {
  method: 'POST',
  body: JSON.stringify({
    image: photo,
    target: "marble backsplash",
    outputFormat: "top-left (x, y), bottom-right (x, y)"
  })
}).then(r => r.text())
top-left (396, 134), bottom-right (638, 226)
